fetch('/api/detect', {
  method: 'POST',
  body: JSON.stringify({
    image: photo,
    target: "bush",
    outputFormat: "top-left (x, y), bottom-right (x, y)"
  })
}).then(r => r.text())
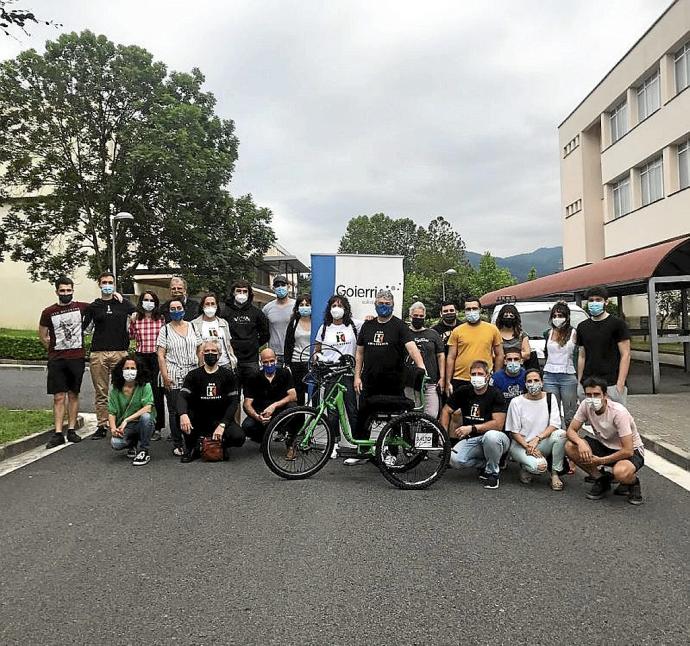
top-left (0, 333), bottom-right (96, 360)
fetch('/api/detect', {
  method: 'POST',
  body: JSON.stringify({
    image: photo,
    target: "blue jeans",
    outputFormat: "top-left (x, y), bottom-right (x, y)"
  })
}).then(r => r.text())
top-left (509, 429), bottom-right (567, 473)
top-left (543, 372), bottom-right (578, 429)
top-left (449, 430), bottom-right (510, 476)
top-left (111, 413), bottom-right (155, 451)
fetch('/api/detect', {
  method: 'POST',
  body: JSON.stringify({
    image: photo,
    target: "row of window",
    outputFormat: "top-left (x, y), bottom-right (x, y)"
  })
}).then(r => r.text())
top-left (563, 134), bottom-right (580, 158)
top-left (565, 198), bottom-right (582, 217)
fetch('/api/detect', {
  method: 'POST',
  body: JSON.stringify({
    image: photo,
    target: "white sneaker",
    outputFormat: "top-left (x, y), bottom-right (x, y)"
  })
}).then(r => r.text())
top-left (330, 443), bottom-right (339, 459)
top-left (343, 457), bottom-right (369, 466)
top-left (380, 447), bottom-right (397, 467)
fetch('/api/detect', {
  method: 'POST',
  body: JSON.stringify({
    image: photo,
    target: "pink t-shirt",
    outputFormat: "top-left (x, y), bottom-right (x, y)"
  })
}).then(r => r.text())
top-left (574, 400), bottom-right (644, 455)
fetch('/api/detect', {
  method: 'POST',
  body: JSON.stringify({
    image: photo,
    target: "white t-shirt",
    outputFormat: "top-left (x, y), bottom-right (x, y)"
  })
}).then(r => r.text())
top-left (544, 329), bottom-right (577, 374)
top-left (200, 319), bottom-right (230, 366)
top-left (292, 321), bottom-right (312, 362)
top-left (316, 319), bottom-right (363, 362)
top-left (505, 393), bottom-right (562, 441)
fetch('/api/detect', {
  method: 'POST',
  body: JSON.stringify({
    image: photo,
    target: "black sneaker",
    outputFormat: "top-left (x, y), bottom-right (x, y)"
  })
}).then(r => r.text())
top-left (91, 426), bottom-right (107, 440)
top-left (586, 475), bottom-right (612, 500)
top-left (628, 479), bottom-right (643, 505)
top-left (126, 446), bottom-right (137, 459)
top-left (132, 449), bottom-right (150, 466)
top-left (66, 429), bottom-right (82, 443)
top-left (613, 484), bottom-right (630, 496)
top-left (181, 449), bottom-right (199, 463)
top-left (483, 474), bottom-right (499, 489)
top-left (477, 469), bottom-right (489, 480)
top-left (46, 432), bottom-right (66, 449)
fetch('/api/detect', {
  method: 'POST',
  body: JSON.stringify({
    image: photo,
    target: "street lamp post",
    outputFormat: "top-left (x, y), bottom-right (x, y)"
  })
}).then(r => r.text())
top-left (110, 212), bottom-right (134, 286)
top-left (442, 268), bottom-right (457, 301)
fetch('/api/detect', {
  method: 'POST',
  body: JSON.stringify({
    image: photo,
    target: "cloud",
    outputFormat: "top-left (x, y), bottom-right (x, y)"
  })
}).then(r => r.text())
top-left (0, 0), bottom-right (671, 262)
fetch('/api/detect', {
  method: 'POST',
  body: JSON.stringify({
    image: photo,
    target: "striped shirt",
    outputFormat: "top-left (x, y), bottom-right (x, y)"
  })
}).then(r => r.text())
top-left (156, 322), bottom-right (200, 389)
top-left (130, 316), bottom-right (164, 354)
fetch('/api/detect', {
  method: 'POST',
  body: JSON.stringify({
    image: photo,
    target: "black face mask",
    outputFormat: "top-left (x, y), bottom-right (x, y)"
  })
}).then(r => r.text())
top-left (58, 294), bottom-right (73, 304)
top-left (502, 318), bottom-right (516, 327)
top-left (442, 314), bottom-right (456, 324)
top-left (203, 353), bottom-right (219, 367)
top-left (411, 317), bottom-right (425, 330)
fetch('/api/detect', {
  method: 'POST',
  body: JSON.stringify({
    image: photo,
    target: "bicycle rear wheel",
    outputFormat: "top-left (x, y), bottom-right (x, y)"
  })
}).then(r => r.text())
top-left (375, 412), bottom-right (450, 489)
top-left (261, 406), bottom-right (335, 480)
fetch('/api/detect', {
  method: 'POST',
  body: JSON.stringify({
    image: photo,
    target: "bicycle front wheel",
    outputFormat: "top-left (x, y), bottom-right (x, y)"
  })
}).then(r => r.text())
top-left (261, 406), bottom-right (335, 480)
top-left (375, 412), bottom-right (450, 489)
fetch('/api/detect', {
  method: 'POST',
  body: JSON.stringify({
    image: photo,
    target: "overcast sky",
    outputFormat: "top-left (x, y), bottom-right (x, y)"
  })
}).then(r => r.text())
top-left (0, 0), bottom-right (672, 262)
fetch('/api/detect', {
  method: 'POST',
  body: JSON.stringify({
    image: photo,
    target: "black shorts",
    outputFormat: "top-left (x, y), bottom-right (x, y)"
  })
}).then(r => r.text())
top-left (584, 435), bottom-right (644, 472)
top-left (47, 358), bottom-right (86, 395)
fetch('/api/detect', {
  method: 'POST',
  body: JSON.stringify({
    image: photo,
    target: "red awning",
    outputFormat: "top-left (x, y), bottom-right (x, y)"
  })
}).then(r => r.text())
top-left (482, 236), bottom-right (690, 306)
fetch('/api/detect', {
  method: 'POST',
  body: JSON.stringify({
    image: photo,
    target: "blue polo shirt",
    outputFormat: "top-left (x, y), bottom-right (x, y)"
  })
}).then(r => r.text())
top-left (490, 368), bottom-right (526, 402)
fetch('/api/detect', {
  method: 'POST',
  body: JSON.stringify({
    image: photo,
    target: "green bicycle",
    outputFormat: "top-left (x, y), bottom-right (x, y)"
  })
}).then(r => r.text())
top-left (261, 348), bottom-right (451, 489)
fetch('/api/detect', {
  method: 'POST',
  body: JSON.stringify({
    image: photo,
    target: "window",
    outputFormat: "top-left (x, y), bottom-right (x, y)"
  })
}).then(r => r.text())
top-left (609, 101), bottom-right (627, 143)
top-left (563, 134), bottom-right (580, 157)
top-left (640, 156), bottom-right (664, 206)
top-left (637, 72), bottom-right (660, 120)
top-left (675, 42), bottom-right (690, 93)
top-left (611, 177), bottom-right (631, 219)
top-left (679, 140), bottom-right (690, 190)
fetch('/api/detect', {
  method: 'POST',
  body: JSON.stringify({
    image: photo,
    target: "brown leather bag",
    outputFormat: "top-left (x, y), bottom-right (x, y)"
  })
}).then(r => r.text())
top-left (201, 437), bottom-right (224, 462)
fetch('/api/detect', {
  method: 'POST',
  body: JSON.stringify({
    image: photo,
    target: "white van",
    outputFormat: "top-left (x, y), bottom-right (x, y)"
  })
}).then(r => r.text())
top-left (490, 301), bottom-right (588, 359)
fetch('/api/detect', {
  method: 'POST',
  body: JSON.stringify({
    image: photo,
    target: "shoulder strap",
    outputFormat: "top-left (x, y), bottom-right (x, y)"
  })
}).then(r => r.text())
top-left (546, 392), bottom-right (552, 417)
top-left (350, 320), bottom-right (358, 335)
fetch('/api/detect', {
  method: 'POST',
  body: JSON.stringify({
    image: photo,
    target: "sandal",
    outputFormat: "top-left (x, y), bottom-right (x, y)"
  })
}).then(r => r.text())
top-left (285, 446), bottom-right (297, 461)
top-left (550, 474), bottom-right (564, 491)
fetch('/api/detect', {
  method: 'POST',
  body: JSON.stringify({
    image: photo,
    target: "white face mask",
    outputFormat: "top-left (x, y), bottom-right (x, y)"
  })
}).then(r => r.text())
top-left (203, 306), bottom-right (217, 318)
top-left (122, 369), bottom-right (137, 382)
top-left (470, 375), bottom-right (487, 389)
top-left (586, 397), bottom-right (604, 411)
top-left (235, 293), bottom-right (248, 304)
top-left (551, 317), bottom-right (566, 328)
top-left (330, 306), bottom-right (345, 320)
top-left (142, 301), bottom-right (155, 312)
top-left (465, 310), bottom-right (481, 324)
top-left (526, 382), bottom-right (542, 395)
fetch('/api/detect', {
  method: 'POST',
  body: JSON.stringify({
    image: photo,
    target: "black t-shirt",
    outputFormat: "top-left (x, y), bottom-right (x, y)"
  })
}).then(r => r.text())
top-left (431, 320), bottom-right (459, 355)
top-left (406, 328), bottom-right (444, 383)
top-left (357, 316), bottom-right (414, 391)
top-left (161, 298), bottom-right (200, 322)
top-left (83, 298), bottom-right (136, 352)
top-left (178, 366), bottom-right (238, 432)
top-left (244, 367), bottom-right (295, 413)
top-left (446, 385), bottom-right (507, 436)
top-left (576, 315), bottom-right (631, 385)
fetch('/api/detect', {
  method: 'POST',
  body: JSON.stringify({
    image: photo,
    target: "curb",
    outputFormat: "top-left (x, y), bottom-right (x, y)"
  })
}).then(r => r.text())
top-left (0, 415), bottom-right (85, 461)
top-left (639, 431), bottom-right (690, 472)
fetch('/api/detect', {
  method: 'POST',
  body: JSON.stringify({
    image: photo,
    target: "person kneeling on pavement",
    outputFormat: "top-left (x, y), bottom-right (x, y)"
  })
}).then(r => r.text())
top-left (505, 368), bottom-right (566, 491)
top-left (108, 356), bottom-right (155, 466)
top-left (177, 340), bottom-right (245, 463)
top-left (439, 360), bottom-right (508, 489)
top-left (242, 348), bottom-right (298, 454)
top-left (565, 376), bottom-right (644, 505)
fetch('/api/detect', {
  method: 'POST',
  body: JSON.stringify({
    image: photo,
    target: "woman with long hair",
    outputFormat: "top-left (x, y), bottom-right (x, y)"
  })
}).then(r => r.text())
top-left (496, 304), bottom-right (531, 362)
top-left (283, 293), bottom-right (312, 404)
top-left (191, 292), bottom-right (237, 371)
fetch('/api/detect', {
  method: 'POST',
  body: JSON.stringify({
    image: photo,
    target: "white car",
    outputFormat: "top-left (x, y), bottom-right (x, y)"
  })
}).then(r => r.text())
top-left (490, 301), bottom-right (588, 359)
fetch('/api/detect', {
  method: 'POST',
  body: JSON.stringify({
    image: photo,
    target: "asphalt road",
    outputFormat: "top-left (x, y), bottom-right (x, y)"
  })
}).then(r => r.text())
top-left (0, 436), bottom-right (688, 645)
top-left (0, 367), bottom-right (95, 411)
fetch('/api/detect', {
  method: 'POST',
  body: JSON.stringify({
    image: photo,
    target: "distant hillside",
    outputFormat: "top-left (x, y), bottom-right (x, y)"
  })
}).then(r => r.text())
top-left (466, 246), bottom-right (563, 283)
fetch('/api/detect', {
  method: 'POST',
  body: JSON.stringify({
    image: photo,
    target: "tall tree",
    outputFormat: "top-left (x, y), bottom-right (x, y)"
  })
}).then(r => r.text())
top-left (467, 252), bottom-right (516, 297)
top-left (0, 30), bottom-right (274, 288)
top-left (527, 266), bottom-right (538, 281)
top-left (414, 215), bottom-right (468, 276)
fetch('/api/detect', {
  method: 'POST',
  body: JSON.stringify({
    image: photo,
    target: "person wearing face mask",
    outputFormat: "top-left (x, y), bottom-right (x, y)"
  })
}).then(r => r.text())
top-left (283, 294), bottom-right (313, 405)
top-left (440, 360), bottom-right (508, 489)
top-left (431, 301), bottom-right (460, 355)
top-left (506, 368), bottom-right (566, 491)
top-left (129, 290), bottom-right (166, 441)
top-left (160, 276), bottom-right (199, 323)
top-left (177, 340), bottom-right (245, 462)
top-left (576, 285), bottom-right (631, 405)
top-left (156, 299), bottom-right (202, 456)
top-left (489, 348), bottom-right (527, 403)
top-left (241, 348), bottom-right (298, 451)
top-left (40, 276), bottom-right (90, 448)
top-left (262, 275), bottom-right (296, 364)
top-left (565, 376), bottom-right (644, 505)
top-left (191, 292), bottom-right (237, 371)
top-left (108, 356), bottom-right (155, 466)
top-left (405, 302), bottom-right (444, 418)
top-left (495, 304), bottom-right (531, 363)
top-left (83, 271), bottom-right (136, 439)
top-left (348, 289), bottom-right (426, 466)
top-left (445, 296), bottom-right (504, 395)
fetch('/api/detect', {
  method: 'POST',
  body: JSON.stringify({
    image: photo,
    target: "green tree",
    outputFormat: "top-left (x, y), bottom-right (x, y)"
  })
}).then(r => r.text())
top-left (527, 266), bottom-right (537, 281)
top-left (658, 290), bottom-right (682, 331)
top-left (467, 252), bottom-right (516, 297)
top-left (0, 30), bottom-right (274, 289)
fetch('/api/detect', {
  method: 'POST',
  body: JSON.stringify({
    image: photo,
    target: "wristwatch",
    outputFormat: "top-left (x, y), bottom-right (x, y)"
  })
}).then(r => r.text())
top-left (219, 423), bottom-right (226, 428)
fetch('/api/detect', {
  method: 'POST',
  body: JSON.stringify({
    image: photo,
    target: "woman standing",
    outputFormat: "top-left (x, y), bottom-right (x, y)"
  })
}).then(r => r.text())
top-left (496, 304), bottom-right (531, 362)
top-left (156, 299), bottom-right (201, 456)
top-left (130, 290), bottom-right (165, 441)
top-left (283, 294), bottom-right (312, 404)
top-left (191, 292), bottom-right (237, 371)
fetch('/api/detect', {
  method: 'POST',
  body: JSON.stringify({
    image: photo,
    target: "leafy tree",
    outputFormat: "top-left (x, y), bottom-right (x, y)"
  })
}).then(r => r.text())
top-left (527, 266), bottom-right (537, 281)
top-left (1, 1), bottom-right (58, 37)
top-left (658, 290), bottom-right (682, 331)
top-left (415, 216), bottom-right (468, 276)
top-left (467, 252), bottom-right (516, 297)
top-left (0, 31), bottom-right (274, 288)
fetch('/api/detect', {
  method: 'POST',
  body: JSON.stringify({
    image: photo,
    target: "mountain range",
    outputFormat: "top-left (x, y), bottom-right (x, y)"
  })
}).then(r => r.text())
top-left (466, 246), bottom-right (563, 283)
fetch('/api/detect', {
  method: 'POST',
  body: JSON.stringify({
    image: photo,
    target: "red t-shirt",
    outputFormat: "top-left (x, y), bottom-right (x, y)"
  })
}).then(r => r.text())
top-left (39, 301), bottom-right (89, 360)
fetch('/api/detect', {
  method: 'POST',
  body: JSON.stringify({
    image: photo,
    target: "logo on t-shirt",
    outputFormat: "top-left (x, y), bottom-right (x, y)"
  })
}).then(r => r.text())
top-left (106, 305), bottom-right (112, 314)
top-left (335, 331), bottom-right (346, 343)
top-left (470, 403), bottom-right (480, 419)
top-left (373, 332), bottom-right (385, 344)
top-left (52, 309), bottom-right (83, 351)
top-left (206, 383), bottom-right (218, 398)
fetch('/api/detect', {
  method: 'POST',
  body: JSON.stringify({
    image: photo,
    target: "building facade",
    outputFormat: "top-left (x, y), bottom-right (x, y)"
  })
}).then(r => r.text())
top-left (559, 0), bottom-right (690, 270)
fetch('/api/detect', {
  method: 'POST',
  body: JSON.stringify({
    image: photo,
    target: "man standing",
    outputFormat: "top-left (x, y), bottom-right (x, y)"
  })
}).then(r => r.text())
top-left (576, 285), bottom-right (631, 405)
top-left (160, 276), bottom-right (199, 323)
top-left (431, 301), bottom-right (460, 354)
top-left (39, 276), bottom-right (89, 448)
top-left (177, 340), bottom-right (246, 462)
top-left (445, 296), bottom-right (504, 393)
top-left (348, 289), bottom-right (426, 466)
top-left (262, 275), bottom-right (295, 364)
top-left (83, 272), bottom-right (136, 439)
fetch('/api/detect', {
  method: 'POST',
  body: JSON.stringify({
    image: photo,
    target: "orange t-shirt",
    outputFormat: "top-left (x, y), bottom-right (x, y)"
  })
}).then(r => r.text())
top-left (448, 321), bottom-right (503, 380)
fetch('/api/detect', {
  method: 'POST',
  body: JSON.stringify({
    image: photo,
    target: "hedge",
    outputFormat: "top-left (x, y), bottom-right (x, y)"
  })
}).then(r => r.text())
top-left (0, 334), bottom-right (100, 361)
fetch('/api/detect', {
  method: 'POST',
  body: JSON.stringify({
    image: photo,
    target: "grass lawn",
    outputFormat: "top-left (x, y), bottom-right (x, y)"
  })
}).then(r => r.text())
top-left (630, 339), bottom-right (684, 355)
top-left (0, 407), bottom-right (54, 444)
top-left (0, 328), bottom-right (36, 338)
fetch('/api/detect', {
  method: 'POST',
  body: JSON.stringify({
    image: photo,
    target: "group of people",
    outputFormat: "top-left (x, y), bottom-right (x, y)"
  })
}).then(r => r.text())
top-left (39, 271), bottom-right (644, 504)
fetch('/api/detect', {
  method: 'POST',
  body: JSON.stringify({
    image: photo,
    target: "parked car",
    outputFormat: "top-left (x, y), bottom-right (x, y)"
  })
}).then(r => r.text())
top-left (490, 301), bottom-right (588, 359)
